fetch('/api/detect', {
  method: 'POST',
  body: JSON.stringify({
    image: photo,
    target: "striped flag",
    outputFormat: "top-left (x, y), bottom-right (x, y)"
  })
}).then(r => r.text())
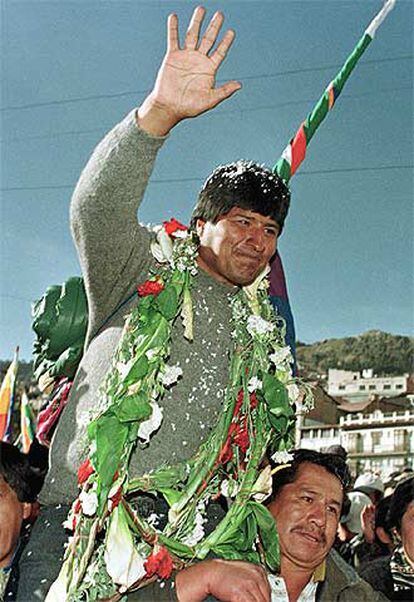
top-left (273, 0), bottom-right (396, 182)
top-left (20, 390), bottom-right (36, 453)
top-left (0, 347), bottom-right (19, 441)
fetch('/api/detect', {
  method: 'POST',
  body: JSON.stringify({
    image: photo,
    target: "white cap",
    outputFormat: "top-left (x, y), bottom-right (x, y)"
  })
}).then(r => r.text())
top-left (354, 473), bottom-right (385, 495)
top-left (341, 491), bottom-right (372, 535)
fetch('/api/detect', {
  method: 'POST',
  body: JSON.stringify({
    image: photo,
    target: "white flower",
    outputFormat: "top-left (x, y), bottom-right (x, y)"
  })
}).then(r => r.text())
top-left (269, 346), bottom-right (293, 367)
top-left (116, 359), bottom-right (134, 380)
top-left (251, 465), bottom-right (273, 503)
top-left (247, 377), bottom-right (262, 393)
top-left (104, 505), bottom-right (147, 589)
top-left (182, 510), bottom-right (207, 546)
top-left (271, 450), bottom-right (294, 464)
top-left (150, 226), bottom-right (174, 264)
top-left (287, 383), bottom-right (300, 403)
top-left (147, 513), bottom-right (160, 528)
top-left (79, 489), bottom-right (98, 516)
top-left (246, 315), bottom-right (274, 337)
top-left (160, 364), bottom-right (183, 387)
top-left (145, 349), bottom-right (158, 361)
top-left (220, 478), bottom-right (240, 499)
top-left (138, 401), bottom-right (163, 444)
top-left (243, 265), bottom-right (271, 314)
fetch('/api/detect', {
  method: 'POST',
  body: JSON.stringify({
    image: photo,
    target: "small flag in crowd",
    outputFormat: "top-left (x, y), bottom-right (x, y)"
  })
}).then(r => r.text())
top-left (20, 390), bottom-right (36, 453)
top-left (0, 347), bottom-right (19, 441)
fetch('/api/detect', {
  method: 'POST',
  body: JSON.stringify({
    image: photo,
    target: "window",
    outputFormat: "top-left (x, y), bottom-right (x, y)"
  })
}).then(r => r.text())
top-left (372, 432), bottom-right (382, 446)
top-left (359, 385), bottom-right (366, 391)
top-left (394, 430), bottom-right (406, 451)
top-left (383, 384), bottom-right (391, 390)
top-left (321, 429), bottom-right (331, 438)
top-left (339, 385), bottom-right (346, 391)
top-left (396, 384), bottom-right (403, 390)
top-left (369, 385), bottom-right (376, 390)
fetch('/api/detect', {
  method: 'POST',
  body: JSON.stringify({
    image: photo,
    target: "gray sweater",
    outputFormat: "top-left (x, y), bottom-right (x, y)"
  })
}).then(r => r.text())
top-left (41, 110), bottom-right (239, 505)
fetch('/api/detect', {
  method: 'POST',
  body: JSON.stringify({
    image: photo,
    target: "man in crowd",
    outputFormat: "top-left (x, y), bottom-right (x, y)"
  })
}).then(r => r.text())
top-left (0, 442), bottom-right (40, 600)
top-left (175, 449), bottom-right (388, 601)
top-left (18, 8), bottom-right (291, 599)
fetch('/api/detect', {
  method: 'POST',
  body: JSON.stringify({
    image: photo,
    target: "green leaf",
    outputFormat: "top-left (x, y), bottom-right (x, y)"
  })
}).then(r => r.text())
top-left (262, 373), bottom-right (289, 408)
top-left (249, 501), bottom-right (280, 571)
top-left (211, 544), bottom-right (260, 564)
top-left (158, 487), bottom-right (182, 507)
top-left (155, 286), bottom-right (178, 320)
top-left (115, 392), bottom-right (152, 423)
top-left (95, 412), bottom-right (129, 489)
top-left (124, 355), bottom-right (149, 385)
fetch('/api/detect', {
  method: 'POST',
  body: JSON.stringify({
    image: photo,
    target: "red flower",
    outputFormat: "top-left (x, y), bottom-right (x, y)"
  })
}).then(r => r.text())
top-left (73, 498), bottom-right (82, 514)
top-left (249, 392), bottom-right (259, 409)
top-left (144, 546), bottom-right (174, 580)
top-left (137, 279), bottom-right (164, 297)
top-left (233, 390), bottom-right (244, 416)
top-left (77, 458), bottom-right (94, 484)
top-left (234, 421), bottom-right (250, 454)
top-left (163, 218), bottom-right (187, 237)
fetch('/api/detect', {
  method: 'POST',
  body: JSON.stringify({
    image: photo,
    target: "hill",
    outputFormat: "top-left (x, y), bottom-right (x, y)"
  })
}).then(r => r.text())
top-left (296, 330), bottom-right (413, 378)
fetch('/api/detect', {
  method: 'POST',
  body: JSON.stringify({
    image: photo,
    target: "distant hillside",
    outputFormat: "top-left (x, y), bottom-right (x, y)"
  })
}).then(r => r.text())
top-left (296, 330), bottom-right (413, 377)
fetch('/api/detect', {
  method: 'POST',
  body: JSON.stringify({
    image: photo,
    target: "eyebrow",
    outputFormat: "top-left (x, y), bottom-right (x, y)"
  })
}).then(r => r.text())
top-left (301, 488), bottom-right (342, 508)
top-left (232, 212), bottom-right (279, 230)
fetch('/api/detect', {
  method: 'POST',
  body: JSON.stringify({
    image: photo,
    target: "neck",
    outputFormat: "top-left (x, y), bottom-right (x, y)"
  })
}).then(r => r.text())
top-left (196, 255), bottom-right (236, 288)
top-left (280, 556), bottom-right (314, 602)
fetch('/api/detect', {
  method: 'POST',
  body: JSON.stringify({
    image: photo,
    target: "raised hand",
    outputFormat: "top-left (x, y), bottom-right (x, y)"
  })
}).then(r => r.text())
top-left (138, 6), bottom-right (241, 136)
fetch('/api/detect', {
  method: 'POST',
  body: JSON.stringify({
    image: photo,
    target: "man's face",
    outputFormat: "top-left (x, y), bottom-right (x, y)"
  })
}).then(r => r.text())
top-left (267, 463), bottom-right (343, 572)
top-left (400, 500), bottom-right (414, 567)
top-left (196, 207), bottom-right (279, 287)
top-left (0, 475), bottom-right (31, 568)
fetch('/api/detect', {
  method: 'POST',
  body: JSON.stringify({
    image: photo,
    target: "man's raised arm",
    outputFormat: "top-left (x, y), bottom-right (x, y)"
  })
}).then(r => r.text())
top-left (71, 7), bottom-right (241, 341)
top-left (138, 6), bottom-right (241, 136)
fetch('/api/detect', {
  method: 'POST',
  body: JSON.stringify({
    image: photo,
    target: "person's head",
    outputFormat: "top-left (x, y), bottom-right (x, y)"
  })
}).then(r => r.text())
top-left (267, 449), bottom-right (351, 573)
top-left (0, 442), bottom-right (39, 568)
top-left (190, 161), bottom-right (290, 286)
top-left (374, 495), bottom-right (394, 552)
top-left (338, 491), bottom-right (371, 541)
top-left (387, 476), bottom-right (414, 566)
top-left (353, 472), bottom-right (384, 505)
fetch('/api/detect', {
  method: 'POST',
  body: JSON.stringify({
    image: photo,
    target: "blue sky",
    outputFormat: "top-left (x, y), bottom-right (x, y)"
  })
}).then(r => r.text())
top-left (1, 0), bottom-right (413, 361)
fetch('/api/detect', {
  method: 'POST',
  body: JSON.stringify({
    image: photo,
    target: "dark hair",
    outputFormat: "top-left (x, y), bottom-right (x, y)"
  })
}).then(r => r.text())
top-left (0, 442), bottom-right (42, 502)
top-left (269, 449), bottom-right (351, 515)
top-left (387, 476), bottom-right (414, 533)
top-left (190, 160), bottom-right (290, 232)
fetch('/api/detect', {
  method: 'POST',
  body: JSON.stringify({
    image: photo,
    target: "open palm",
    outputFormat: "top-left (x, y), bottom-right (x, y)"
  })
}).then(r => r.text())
top-left (150, 7), bottom-right (241, 126)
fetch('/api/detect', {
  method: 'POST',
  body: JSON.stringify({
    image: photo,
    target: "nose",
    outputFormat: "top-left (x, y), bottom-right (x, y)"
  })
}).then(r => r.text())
top-left (309, 502), bottom-right (327, 529)
top-left (246, 226), bottom-right (265, 252)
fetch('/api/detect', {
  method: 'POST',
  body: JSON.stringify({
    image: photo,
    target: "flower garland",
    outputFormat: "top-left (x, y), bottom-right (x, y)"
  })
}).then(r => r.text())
top-left (47, 219), bottom-right (313, 601)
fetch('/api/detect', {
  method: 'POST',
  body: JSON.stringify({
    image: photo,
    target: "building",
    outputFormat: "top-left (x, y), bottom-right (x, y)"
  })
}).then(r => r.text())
top-left (328, 368), bottom-right (411, 402)
top-left (298, 393), bottom-right (414, 478)
top-left (340, 406), bottom-right (414, 476)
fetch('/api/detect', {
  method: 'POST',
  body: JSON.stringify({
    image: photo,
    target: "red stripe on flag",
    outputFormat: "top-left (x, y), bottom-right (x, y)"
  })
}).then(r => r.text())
top-left (290, 124), bottom-right (307, 176)
top-left (328, 86), bottom-right (335, 110)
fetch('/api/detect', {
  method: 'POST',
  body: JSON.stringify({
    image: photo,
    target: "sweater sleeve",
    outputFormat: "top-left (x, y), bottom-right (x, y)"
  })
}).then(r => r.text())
top-left (70, 109), bottom-right (168, 344)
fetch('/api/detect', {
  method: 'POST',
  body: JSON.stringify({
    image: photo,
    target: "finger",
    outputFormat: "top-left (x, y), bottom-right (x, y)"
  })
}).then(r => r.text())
top-left (210, 29), bottom-right (236, 68)
top-left (167, 13), bottom-right (180, 52)
top-left (210, 80), bottom-right (242, 109)
top-left (184, 5), bottom-right (206, 50)
top-left (198, 10), bottom-right (224, 55)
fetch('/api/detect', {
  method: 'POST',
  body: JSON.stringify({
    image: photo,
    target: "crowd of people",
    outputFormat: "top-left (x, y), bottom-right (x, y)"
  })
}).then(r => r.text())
top-left (1, 439), bottom-right (413, 600)
top-left (1, 5), bottom-right (412, 601)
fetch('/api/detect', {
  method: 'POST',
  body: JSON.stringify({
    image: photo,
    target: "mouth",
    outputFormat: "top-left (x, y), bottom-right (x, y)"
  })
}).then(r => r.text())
top-left (293, 529), bottom-right (324, 545)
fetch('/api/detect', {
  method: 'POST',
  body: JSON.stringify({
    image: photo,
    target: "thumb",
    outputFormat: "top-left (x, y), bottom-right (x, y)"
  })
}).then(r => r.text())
top-left (210, 80), bottom-right (242, 109)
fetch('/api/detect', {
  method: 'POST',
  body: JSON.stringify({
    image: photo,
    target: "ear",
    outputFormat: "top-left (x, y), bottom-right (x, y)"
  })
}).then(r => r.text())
top-left (22, 502), bottom-right (33, 520)
top-left (196, 218), bottom-right (206, 238)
